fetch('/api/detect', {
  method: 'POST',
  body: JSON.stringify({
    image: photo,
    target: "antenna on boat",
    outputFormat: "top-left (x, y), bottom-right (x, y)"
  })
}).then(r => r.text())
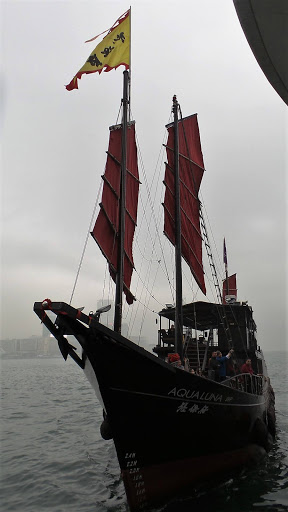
top-left (114, 70), bottom-right (130, 333)
top-left (172, 95), bottom-right (184, 361)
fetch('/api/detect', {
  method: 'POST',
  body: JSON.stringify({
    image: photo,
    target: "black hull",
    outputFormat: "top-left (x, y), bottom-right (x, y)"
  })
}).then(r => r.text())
top-left (34, 302), bottom-right (275, 511)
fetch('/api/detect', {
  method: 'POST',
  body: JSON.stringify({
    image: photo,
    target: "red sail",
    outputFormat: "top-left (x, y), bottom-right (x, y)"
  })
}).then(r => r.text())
top-left (92, 122), bottom-right (139, 304)
top-left (222, 274), bottom-right (237, 304)
top-left (163, 114), bottom-right (206, 294)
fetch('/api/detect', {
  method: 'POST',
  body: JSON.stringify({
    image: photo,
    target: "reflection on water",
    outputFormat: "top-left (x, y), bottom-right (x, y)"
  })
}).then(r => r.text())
top-left (0, 352), bottom-right (287, 512)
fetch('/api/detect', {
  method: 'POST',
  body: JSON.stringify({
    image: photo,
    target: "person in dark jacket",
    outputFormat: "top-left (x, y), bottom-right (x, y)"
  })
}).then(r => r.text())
top-left (208, 351), bottom-right (219, 380)
top-left (216, 349), bottom-right (234, 381)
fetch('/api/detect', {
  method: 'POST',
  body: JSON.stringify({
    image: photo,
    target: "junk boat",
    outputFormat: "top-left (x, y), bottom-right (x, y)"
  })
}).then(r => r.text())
top-left (34, 9), bottom-right (275, 511)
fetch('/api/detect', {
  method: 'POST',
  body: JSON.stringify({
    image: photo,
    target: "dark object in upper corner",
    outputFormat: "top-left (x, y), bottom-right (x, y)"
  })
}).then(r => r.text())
top-left (233, 0), bottom-right (288, 106)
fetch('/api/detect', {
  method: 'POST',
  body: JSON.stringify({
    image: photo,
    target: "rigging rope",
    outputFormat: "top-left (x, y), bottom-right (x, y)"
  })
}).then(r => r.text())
top-left (122, 108), bottom-right (184, 340)
top-left (137, 261), bottom-right (162, 342)
top-left (69, 182), bottom-right (102, 305)
top-left (69, 101), bottom-right (251, 363)
top-left (134, 128), bottom-right (175, 298)
top-left (70, 102), bottom-right (124, 308)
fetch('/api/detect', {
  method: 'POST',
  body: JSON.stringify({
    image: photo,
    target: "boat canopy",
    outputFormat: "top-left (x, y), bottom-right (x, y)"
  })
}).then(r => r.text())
top-left (159, 301), bottom-right (255, 332)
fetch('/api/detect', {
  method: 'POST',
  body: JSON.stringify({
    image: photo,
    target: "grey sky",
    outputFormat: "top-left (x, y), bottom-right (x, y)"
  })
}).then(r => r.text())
top-left (2, 1), bottom-right (287, 351)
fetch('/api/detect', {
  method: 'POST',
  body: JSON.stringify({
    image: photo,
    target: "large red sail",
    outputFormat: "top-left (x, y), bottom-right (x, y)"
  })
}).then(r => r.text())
top-left (222, 273), bottom-right (237, 304)
top-left (92, 122), bottom-right (139, 304)
top-left (163, 114), bottom-right (206, 294)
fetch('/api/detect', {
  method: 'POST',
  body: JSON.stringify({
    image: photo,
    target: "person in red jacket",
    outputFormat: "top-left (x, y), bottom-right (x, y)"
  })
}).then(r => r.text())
top-left (240, 358), bottom-right (254, 375)
top-left (168, 353), bottom-right (184, 369)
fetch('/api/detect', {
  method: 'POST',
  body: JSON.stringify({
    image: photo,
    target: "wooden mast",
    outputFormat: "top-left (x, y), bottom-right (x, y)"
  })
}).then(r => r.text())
top-left (114, 70), bottom-right (129, 333)
top-left (172, 95), bottom-right (183, 361)
top-left (224, 238), bottom-right (229, 300)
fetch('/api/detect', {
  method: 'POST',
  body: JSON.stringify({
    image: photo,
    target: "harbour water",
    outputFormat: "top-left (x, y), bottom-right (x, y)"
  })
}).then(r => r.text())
top-left (1, 351), bottom-right (287, 512)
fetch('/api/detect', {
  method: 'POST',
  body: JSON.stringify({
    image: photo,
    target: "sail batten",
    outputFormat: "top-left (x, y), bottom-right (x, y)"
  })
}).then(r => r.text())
top-left (96, 203), bottom-right (117, 231)
top-left (163, 113), bottom-right (206, 295)
top-left (164, 166), bottom-right (199, 201)
top-left (162, 201), bottom-right (203, 239)
top-left (106, 152), bottom-right (141, 183)
top-left (164, 145), bottom-right (206, 172)
top-left (101, 176), bottom-right (119, 198)
top-left (92, 121), bottom-right (139, 305)
top-left (164, 228), bottom-right (204, 272)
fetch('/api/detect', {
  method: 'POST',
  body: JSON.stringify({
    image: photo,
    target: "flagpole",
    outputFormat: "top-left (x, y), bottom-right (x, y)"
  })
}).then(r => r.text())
top-left (114, 8), bottom-right (131, 331)
top-left (128, 6), bottom-right (131, 121)
top-left (114, 69), bottom-right (129, 333)
top-left (224, 238), bottom-right (229, 297)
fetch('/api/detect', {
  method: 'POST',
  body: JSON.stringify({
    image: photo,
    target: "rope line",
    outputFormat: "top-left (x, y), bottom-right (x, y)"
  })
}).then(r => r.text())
top-left (69, 182), bottom-right (102, 305)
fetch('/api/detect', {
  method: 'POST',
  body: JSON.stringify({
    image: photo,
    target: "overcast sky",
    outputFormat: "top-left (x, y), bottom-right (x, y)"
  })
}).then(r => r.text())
top-left (2, 0), bottom-right (287, 351)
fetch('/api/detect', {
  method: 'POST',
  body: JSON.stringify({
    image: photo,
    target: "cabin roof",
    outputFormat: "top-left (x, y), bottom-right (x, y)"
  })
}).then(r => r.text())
top-left (159, 301), bottom-right (253, 330)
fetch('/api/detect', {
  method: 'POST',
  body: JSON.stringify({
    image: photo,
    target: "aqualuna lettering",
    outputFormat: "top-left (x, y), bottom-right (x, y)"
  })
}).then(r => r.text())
top-left (168, 387), bottom-right (223, 402)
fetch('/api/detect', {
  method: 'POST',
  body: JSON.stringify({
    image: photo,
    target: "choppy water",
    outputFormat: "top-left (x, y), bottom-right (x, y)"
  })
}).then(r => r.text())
top-left (1, 351), bottom-right (287, 512)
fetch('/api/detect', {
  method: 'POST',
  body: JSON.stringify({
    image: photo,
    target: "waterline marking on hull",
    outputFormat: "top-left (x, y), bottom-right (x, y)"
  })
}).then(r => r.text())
top-left (124, 452), bottom-right (148, 509)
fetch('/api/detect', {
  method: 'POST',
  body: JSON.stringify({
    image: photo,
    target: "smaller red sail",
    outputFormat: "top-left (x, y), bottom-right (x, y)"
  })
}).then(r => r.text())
top-left (222, 273), bottom-right (237, 304)
top-left (163, 114), bottom-right (206, 294)
top-left (92, 122), bottom-right (139, 304)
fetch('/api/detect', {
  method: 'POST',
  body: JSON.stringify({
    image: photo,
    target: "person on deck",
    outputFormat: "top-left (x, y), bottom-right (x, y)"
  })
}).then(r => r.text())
top-left (240, 358), bottom-right (254, 375)
top-left (168, 353), bottom-right (184, 369)
top-left (240, 358), bottom-right (255, 393)
top-left (208, 351), bottom-right (218, 380)
top-left (216, 349), bottom-right (234, 381)
top-left (168, 324), bottom-right (175, 338)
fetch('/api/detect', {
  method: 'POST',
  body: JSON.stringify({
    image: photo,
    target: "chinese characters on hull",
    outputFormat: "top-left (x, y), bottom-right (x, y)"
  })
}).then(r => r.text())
top-left (177, 402), bottom-right (209, 414)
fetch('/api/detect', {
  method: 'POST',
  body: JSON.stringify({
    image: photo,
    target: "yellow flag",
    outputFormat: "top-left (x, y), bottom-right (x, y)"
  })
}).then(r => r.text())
top-left (66, 9), bottom-right (130, 91)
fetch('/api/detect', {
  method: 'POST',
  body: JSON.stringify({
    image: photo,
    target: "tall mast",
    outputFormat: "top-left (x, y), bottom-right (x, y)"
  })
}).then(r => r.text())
top-left (114, 70), bottom-right (129, 333)
top-left (172, 95), bottom-right (183, 360)
top-left (224, 238), bottom-right (229, 299)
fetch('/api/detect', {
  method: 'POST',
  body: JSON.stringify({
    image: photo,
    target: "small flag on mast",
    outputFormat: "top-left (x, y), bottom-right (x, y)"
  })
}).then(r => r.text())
top-left (66, 9), bottom-right (130, 91)
top-left (222, 274), bottom-right (237, 304)
top-left (223, 238), bottom-right (228, 270)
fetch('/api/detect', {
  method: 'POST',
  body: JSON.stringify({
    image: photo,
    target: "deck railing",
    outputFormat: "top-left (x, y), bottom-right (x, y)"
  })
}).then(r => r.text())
top-left (221, 373), bottom-right (264, 395)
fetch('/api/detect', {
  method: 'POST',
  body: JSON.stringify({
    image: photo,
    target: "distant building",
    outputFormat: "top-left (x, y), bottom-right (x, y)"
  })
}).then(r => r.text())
top-left (0, 335), bottom-right (60, 357)
top-left (1, 299), bottom-right (149, 357)
top-left (42, 323), bottom-right (51, 338)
